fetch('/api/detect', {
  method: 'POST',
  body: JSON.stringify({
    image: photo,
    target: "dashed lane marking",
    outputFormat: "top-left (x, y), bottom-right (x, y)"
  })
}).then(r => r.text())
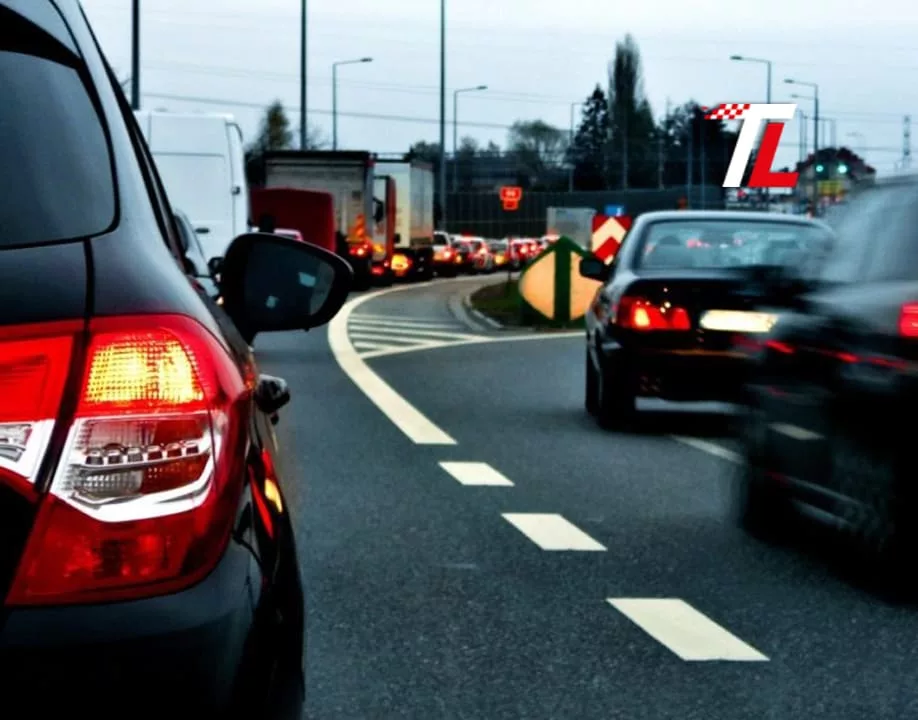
top-left (439, 461), bottom-right (515, 486)
top-left (607, 598), bottom-right (769, 662)
top-left (501, 513), bottom-right (607, 551)
top-left (670, 436), bottom-right (742, 464)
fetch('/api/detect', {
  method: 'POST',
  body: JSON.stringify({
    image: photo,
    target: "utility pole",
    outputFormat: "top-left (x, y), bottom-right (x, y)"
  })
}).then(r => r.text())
top-left (903, 115), bottom-right (912, 171)
top-left (657, 133), bottom-right (664, 188)
top-left (130, 0), bottom-right (140, 110)
top-left (299, 0), bottom-right (307, 149)
top-left (686, 122), bottom-right (693, 207)
top-left (437, 0), bottom-right (447, 230)
top-left (699, 110), bottom-right (706, 209)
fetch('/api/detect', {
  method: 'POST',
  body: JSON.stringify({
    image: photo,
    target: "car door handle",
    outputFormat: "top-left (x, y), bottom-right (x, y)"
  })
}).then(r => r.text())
top-left (195, 226), bottom-right (210, 234)
top-left (255, 374), bottom-right (291, 416)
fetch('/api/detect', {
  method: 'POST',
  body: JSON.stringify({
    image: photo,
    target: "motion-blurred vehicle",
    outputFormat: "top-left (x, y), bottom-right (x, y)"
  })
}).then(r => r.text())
top-left (511, 238), bottom-right (536, 267)
top-left (449, 235), bottom-right (473, 273)
top-left (0, 3), bottom-right (354, 715)
top-left (467, 238), bottom-right (495, 273)
top-left (490, 240), bottom-right (511, 269)
top-left (432, 234), bottom-right (459, 277)
top-left (735, 176), bottom-right (918, 576)
top-left (579, 210), bottom-right (834, 429)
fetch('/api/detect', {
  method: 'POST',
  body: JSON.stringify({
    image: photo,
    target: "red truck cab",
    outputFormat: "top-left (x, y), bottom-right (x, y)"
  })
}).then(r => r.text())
top-left (249, 187), bottom-right (336, 253)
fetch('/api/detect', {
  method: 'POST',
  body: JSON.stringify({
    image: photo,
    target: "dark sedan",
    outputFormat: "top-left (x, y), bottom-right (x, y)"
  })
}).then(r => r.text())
top-left (736, 176), bottom-right (918, 586)
top-left (579, 210), bottom-right (834, 429)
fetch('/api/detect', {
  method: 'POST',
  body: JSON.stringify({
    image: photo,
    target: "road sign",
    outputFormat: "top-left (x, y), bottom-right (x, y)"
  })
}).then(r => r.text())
top-left (604, 204), bottom-right (626, 217)
top-left (499, 186), bottom-right (522, 211)
top-left (518, 236), bottom-right (601, 323)
top-left (591, 215), bottom-right (632, 262)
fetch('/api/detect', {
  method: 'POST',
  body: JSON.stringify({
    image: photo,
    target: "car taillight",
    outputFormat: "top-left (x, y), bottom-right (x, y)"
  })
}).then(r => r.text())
top-left (6, 314), bottom-right (248, 607)
top-left (900, 303), bottom-right (918, 337)
top-left (616, 296), bottom-right (691, 331)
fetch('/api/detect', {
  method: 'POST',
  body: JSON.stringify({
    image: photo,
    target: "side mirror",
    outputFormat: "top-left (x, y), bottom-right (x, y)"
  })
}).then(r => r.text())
top-left (579, 254), bottom-right (609, 281)
top-left (208, 257), bottom-right (224, 277)
top-left (219, 232), bottom-right (353, 338)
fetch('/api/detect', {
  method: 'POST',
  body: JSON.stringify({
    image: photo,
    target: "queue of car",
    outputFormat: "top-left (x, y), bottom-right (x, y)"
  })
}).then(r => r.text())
top-left (431, 235), bottom-right (548, 277)
top-left (579, 193), bottom-right (918, 593)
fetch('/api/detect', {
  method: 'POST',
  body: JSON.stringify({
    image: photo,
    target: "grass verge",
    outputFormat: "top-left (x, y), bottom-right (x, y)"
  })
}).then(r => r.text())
top-left (469, 279), bottom-right (585, 331)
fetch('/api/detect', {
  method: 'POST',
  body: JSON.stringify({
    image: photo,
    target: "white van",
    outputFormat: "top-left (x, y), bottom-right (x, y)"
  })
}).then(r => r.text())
top-left (134, 111), bottom-right (249, 262)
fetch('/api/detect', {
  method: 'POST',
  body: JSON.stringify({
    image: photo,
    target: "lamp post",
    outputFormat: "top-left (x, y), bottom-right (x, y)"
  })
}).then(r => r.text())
top-left (131, 0), bottom-right (140, 110)
top-left (332, 57), bottom-right (373, 150)
top-left (299, 0), bottom-right (307, 149)
top-left (731, 55), bottom-right (772, 208)
top-left (438, 0), bottom-right (446, 230)
top-left (729, 55), bottom-right (772, 103)
top-left (786, 78), bottom-right (819, 214)
top-left (568, 101), bottom-right (583, 192)
top-left (452, 85), bottom-right (487, 190)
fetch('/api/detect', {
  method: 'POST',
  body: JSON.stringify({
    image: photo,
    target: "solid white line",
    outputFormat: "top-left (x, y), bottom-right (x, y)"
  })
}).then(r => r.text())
top-left (352, 341), bottom-right (385, 350)
top-left (439, 461), bottom-right (514, 486)
top-left (769, 422), bottom-right (822, 441)
top-left (501, 513), bottom-right (606, 551)
top-left (670, 436), bottom-right (742, 464)
top-left (351, 314), bottom-right (459, 326)
top-left (358, 330), bottom-right (583, 361)
top-left (349, 324), bottom-right (483, 340)
top-left (607, 598), bottom-right (769, 662)
top-left (348, 331), bottom-right (441, 346)
top-left (328, 285), bottom-right (457, 445)
top-left (350, 317), bottom-right (465, 331)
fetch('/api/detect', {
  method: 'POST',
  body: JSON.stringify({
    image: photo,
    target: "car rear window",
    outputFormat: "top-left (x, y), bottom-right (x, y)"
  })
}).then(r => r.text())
top-left (0, 5), bottom-right (115, 247)
top-left (634, 219), bottom-right (833, 271)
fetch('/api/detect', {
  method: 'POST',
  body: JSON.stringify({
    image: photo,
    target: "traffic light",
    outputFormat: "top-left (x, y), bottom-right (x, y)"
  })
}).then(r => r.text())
top-left (838, 163), bottom-right (848, 174)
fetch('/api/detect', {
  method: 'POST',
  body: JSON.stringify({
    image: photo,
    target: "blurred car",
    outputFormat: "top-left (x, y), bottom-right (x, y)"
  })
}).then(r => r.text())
top-left (735, 176), bottom-right (918, 576)
top-left (466, 238), bottom-right (494, 273)
top-left (0, 2), bottom-right (354, 715)
top-left (580, 210), bottom-right (834, 429)
top-left (432, 239), bottom-right (460, 277)
top-left (490, 240), bottom-right (512, 269)
top-left (448, 235), bottom-right (473, 273)
top-left (511, 238), bottom-right (537, 267)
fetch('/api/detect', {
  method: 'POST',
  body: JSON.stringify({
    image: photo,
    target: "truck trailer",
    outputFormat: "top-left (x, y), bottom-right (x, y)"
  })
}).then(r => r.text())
top-left (374, 159), bottom-right (435, 281)
top-left (261, 150), bottom-right (381, 289)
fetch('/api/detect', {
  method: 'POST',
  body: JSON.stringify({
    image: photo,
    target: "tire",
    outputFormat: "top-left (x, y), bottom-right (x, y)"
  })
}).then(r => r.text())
top-left (735, 402), bottom-right (789, 539)
top-left (585, 346), bottom-right (599, 415)
top-left (594, 356), bottom-right (636, 430)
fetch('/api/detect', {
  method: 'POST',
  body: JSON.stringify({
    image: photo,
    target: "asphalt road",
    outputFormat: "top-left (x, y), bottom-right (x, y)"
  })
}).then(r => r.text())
top-left (255, 277), bottom-right (918, 720)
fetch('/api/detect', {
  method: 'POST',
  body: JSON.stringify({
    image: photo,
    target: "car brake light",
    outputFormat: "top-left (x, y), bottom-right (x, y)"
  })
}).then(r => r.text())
top-left (7, 314), bottom-right (249, 607)
top-left (900, 303), bottom-right (918, 337)
top-left (616, 296), bottom-right (691, 331)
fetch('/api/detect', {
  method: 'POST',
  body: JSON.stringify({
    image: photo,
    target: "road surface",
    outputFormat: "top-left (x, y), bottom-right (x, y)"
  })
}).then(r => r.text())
top-left (254, 277), bottom-right (918, 720)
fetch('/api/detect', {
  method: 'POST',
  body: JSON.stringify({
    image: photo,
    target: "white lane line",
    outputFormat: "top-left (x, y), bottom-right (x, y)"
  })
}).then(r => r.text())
top-left (359, 330), bottom-right (582, 360)
top-left (352, 340), bottom-right (385, 350)
top-left (501, 513), bottom-right (606, 551)
top-left (439, 461), bottom-right (514, 486)
top-left (670, 436), bottom-right (742, 464)
top-left (328, 285), bottom-right (457, 445)
top-left (349, 324), bottom-right (484, 340)
top-left (350, 316), bottom-right (464, 330)
top-left (607, 598), bottom-right (769, 662)
top-left (769, 422), bottom-right (822, 441)
top-left (348, 331), bottom-right (443, 346)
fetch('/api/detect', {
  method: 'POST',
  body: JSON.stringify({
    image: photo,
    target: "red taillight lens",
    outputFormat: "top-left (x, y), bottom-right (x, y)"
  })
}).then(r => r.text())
top-left (616, 297), bottom-right (691, 331)
top-left (0, 322), bottom-right (79, 495)
top-left (7, 315), bottom-right (248, 607)
top-left (900, 303), bottom-right (918, 337)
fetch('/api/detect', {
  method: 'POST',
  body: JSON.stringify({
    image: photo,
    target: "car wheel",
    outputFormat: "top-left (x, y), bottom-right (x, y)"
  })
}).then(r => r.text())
top-left (735, 402), bottom-right (789, 539)
top-left (595, 357), bottom-right (636, 430)
top-left (585, 346), bottom-right (599, 415)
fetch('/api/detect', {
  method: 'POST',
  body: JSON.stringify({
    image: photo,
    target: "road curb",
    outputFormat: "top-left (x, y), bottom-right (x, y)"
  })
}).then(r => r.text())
top-left (449, 276), bottom-right (509, 332)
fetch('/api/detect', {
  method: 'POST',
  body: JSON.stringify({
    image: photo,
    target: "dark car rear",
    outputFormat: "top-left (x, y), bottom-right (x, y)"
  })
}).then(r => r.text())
top-left (581, 210), bottom-right (833, 428)
top-left (0, 2), bottom-right (352, 716)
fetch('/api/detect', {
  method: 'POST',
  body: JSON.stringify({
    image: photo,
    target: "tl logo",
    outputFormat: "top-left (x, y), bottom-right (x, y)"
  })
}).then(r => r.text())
top-left (706, 103), bottom-right (799, 189)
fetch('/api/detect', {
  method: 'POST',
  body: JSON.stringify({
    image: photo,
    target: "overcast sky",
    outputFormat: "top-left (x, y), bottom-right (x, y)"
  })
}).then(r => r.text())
top-left (82, 0), bottom-right (912, 175)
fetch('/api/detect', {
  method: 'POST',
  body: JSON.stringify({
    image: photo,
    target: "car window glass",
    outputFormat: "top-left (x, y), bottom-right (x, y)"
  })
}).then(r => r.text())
top-left (862, 187), bottom-right (918, 282)
top-left (0, 8), bottom-right (115, 246)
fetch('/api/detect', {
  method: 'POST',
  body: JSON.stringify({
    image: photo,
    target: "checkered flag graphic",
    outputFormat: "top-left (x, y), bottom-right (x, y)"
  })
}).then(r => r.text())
top-left (704, 103), bottom-right (751, 120)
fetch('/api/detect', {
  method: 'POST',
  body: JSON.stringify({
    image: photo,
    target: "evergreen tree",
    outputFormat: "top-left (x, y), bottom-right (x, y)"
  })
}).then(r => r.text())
top-left (568, 85), bottom-right (609, 190)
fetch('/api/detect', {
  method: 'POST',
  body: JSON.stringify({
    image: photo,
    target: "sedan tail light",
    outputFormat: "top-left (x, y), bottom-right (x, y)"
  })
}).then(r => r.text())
top-left (6, 314), bottom-right (249, 607)
top-left (616, 296), bottom-right (691, 331)
top-left (899, 303), bottom-right (918, 337)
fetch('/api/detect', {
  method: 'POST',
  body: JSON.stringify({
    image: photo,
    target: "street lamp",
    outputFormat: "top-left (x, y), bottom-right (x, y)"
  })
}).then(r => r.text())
top-left (729, 55), bottom-right (772, 103)
top-left (300, 0), bottom-right (307, 149)
top-left (568, 101), bottom-right (584, 192)
top-left (332, 57), bottom-right (373, 150)
top-left (785, 78), bottom-right (820, 213)
top-left (438, 0), bottom-right (446, 230)
top-left (452, 85), bottom-right (487, 189)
